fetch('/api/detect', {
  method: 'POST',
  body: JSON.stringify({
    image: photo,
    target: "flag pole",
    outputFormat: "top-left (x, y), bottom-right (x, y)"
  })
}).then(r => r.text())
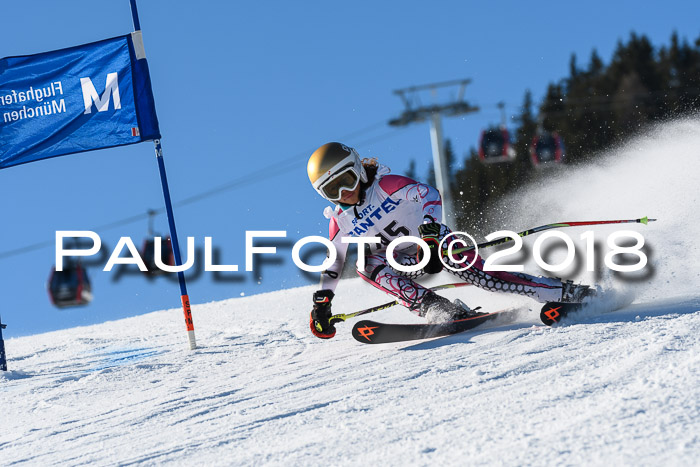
top-left (129, 0), bottom-right (141, 30)
top-left (130, 0), bottom-right (196, 350)
top-left (154, 141), bottom-right (196, 349)
top-left (0, 316), bottom-right (7, 371)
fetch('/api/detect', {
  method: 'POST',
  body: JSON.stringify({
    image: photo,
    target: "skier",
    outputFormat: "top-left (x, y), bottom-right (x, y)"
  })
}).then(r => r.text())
top-left (307, 142), bottom-right (593, 339)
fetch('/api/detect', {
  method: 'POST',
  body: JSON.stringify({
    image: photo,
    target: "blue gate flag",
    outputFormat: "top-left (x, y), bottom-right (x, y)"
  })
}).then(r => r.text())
top-left (0, 33), bottom-right (160, 170)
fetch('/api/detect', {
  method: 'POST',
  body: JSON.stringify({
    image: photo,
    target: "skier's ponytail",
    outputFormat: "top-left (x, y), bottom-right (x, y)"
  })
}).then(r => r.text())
top-left (361, 158), bottom-right (379, 186)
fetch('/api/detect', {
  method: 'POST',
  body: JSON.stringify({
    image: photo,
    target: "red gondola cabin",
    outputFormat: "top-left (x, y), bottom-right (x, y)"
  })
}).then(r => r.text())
top-left (48, 262), bottom-right (92, 308)
top-left (530, 132), bottom-right (564, 167)
top-left (478, 127), bottom-right (516, 163)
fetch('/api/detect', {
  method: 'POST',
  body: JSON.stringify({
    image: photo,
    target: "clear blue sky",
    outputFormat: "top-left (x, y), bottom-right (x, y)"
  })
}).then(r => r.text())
top-left (1, 0), bottom-right (699, 337)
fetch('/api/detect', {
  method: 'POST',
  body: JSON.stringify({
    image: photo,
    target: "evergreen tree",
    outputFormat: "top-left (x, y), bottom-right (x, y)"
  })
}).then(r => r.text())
top-left (589, 49), bottom-right (604, 75)
top-left (405, 159), bottom-right (417, 180)
top-left (425, 139), bottom-right (456, 190)
top-left (452, 32), bottom-right (700, 232)
top-left (444, 139), bottom-right (456, 196)
top-left (426, 160), bottom-right (435, 188)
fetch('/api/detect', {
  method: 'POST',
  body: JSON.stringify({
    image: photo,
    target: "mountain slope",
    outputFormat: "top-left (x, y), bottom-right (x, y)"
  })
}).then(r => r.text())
top-left (2, 119), bottom-right (700, 465)
top-left (1, 278), bottom-right (698, 465)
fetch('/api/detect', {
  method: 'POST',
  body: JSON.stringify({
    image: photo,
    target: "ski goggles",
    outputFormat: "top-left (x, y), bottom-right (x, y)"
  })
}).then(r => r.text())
top-left (319, 166), bottom-right (360, 201)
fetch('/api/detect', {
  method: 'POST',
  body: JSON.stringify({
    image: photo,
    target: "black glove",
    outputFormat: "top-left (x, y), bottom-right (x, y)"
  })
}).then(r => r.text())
top-left (310, 289), bottom-right (339, 339)
top-left (418, 222), bottom-right (444, 274)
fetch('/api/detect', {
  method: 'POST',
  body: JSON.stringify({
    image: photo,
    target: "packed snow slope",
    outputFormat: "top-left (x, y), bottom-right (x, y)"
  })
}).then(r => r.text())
top-left (1, 120), bottom-right (699, 465)
top-left (1, 283), bottom-right (698, 466)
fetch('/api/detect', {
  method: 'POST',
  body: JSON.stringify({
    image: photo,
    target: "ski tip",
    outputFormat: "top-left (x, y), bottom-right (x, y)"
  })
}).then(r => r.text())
top-left (352, 320), bottom-right (383, 344)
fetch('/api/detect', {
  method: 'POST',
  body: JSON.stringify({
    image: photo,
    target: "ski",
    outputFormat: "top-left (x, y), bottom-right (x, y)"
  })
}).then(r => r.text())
top-left (539, 301), bottom-right (584, 326)
top-left (352, 308), bottom-right (518, 344)
top-left (330, 282), bottom-right (472, 323)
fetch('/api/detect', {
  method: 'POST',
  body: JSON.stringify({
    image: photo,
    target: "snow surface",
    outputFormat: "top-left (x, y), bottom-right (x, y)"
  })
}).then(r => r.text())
top-left (2, 120), bottom-right (700, 465)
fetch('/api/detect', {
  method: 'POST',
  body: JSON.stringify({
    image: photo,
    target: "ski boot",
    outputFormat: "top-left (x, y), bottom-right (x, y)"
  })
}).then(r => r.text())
top-left (419, 292), bottom-right (486, 323)
top-left (560, 280), bottom-right (597, 303)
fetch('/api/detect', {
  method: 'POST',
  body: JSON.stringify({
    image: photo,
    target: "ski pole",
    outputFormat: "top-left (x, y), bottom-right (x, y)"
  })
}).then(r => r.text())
top-left (451, 216), bottom-right (656, 255)
top-left (331, 282), bottom-right (471, 323)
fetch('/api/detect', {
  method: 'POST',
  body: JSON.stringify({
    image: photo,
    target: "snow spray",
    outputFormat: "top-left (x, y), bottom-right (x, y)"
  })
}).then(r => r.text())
top-left (485, 117), bottom-right (700, 303)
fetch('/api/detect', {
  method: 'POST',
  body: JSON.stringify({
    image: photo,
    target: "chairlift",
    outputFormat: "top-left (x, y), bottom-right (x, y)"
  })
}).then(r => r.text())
top-left (530, 131), bottom-right (564, 168)
top-left (48, 260), bottom-right (92, 308)
top-left (478, 127), bottom-right (516, 164)
top-left (141, 210), bottom-right (175, 275)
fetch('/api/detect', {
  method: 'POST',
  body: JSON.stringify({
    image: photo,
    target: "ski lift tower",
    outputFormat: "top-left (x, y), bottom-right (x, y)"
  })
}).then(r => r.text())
top-left (389, 78), bottom-right (479, 224)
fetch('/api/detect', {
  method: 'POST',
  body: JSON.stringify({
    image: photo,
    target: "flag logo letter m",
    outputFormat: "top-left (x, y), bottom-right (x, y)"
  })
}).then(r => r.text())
top-left (80, 72), bottom-right (121, 114)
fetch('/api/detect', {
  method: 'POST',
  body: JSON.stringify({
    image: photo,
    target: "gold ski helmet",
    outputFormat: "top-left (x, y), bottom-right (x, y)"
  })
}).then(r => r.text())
top-left (307, 142), bottom-right (367, 202)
